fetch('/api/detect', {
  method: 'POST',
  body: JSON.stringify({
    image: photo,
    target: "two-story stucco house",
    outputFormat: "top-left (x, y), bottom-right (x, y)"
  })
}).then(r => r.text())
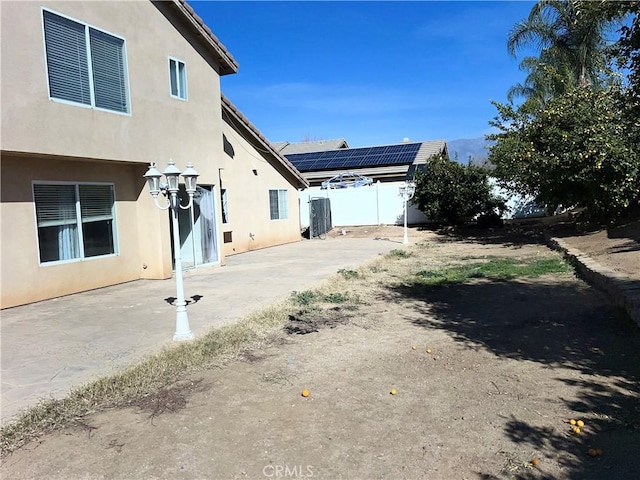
top-left (0, 0), bottom-right (308, 309)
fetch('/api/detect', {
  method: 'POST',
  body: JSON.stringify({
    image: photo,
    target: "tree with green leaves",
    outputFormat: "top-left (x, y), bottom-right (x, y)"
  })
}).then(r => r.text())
top-left (488, 87), bottom-right (640, 223)
top-left (507, 0), bottom-right (625, 106)
top-left (488, 1), bottom-right (639, 224)
top-left (507, 51), bottom-right (573, 106)
top-left (412, 154), bottom-right (505, 226)
top-left (604, 1), bottom-right (639, 107)
top-left (619, 6), bottom-right (640, 99)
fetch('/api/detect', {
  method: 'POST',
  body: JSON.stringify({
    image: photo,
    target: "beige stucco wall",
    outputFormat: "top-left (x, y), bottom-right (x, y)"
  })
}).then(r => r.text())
top-left (0, 154), bottom-right (172, 309)
top-left (0, 1), bottom-right (305, 308)
top-left (219, 124), bottom-right (302, 257)
top-left (0, 1), bottom-right (224, 185)
top-left (0, 1), bottom-right (228, 307)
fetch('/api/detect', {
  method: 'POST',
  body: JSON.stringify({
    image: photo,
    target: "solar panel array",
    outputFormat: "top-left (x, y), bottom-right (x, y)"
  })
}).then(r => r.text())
top-left (286, 143), bottom-right (422, 172)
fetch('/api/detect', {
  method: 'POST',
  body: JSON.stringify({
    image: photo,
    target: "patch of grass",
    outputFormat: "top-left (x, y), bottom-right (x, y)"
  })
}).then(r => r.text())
top-left (387, 249), bottom-right (412, 259)
top-left (368, 265), bottom-right (388, 273)
top-left (290, 290), bottom-right (320, 306)
top-left (416, 240), bottom-right (436, 248)
top-left (323, 292), bottom-right (350, 304)
top-left (337, 268), bottom-right (360, 279)
top-left (415, 256), bottom-right (571, 286)
top-left (291, 290), bottom-right (355, 306)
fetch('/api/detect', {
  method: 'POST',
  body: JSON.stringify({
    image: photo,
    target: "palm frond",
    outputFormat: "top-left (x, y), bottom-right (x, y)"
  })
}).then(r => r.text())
top-left (507, 0), bottom-right (628, 102)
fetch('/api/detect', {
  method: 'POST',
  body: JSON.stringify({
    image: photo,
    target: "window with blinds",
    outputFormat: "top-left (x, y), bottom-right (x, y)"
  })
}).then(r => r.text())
top-left (33, 183), bottom-right (117, 263)
top-left (269, 189), bottom-right (288, 220)
top-left (43, 9), bottom-right (129, 114)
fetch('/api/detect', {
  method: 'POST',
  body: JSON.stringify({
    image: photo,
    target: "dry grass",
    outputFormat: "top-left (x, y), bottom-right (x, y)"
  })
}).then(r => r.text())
top-left (0, 302), bottom-right (291, 456)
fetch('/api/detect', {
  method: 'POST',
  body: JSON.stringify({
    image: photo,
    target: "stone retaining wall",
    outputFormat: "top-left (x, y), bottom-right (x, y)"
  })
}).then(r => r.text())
top-left (546, 235), bottom-right (640, 328)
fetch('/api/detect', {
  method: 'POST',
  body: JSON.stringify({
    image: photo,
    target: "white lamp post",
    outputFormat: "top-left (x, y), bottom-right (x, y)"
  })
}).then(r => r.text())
top-left (144, 159), bottom-right (199, 341)
top-left (399, 180), bottom-right (416, 244)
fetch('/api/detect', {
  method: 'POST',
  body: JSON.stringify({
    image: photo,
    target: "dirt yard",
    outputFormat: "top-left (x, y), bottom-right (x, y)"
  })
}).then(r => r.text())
top-left (547, 219), bottom-right (640, 281)
top-left (2, 226), bottom-right (639, 480)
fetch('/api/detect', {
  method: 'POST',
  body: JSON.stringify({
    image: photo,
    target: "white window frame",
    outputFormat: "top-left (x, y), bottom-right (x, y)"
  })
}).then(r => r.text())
top-left (32, 181), bottom-right (119, 266)
top-left (269, 189), bottom-right (289, 221)
top-left (169, 56), bottom-right (188, 100)
top-left (41, 7), bottom-right (131, 115)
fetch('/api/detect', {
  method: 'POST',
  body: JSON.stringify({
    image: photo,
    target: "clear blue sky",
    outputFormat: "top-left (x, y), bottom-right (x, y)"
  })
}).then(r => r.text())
top-left (190, 1), bottom-right (537, 147)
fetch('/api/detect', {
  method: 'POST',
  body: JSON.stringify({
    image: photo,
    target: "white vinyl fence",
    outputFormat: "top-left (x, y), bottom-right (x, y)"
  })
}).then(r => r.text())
top-left (299, 179), bottom-right (547, 229)
top-left (299, 181), bottom-right (428, 228)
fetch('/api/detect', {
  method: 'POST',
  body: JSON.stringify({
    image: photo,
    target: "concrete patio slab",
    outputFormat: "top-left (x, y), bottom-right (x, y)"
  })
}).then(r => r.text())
top-left (1, 236), bottom-right (405, 424)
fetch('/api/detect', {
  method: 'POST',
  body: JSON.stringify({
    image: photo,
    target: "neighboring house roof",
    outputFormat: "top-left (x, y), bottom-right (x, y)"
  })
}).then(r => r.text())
top-left (157, 0), bottom-right (239, 76)
top-left (221, 95), bottom-right (309, 189)
top-left (414, 140), bottom-right (449, 163)
top-left (273, 138), bottom-right (349, 154)
top-left (285, 140), bottom-right (448, 182)
top-left (271, 142), bottom-right (288, 151)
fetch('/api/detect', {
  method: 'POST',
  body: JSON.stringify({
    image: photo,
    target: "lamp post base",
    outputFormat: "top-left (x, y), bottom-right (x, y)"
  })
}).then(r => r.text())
top-left (173, 307), bottom-right (194, 341)
top-left (403, 199), bottom-right (409, 244)
top-left (173, 331), bottom-right (194, 341)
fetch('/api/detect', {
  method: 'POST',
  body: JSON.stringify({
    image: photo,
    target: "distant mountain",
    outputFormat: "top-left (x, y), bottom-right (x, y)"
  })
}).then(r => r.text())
top-left (447, 138), bottom-right (494, 166)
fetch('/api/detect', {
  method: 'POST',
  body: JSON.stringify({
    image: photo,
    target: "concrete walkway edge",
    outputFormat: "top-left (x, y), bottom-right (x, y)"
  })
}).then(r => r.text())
top-left (545, 234), bottom-right (640, 328)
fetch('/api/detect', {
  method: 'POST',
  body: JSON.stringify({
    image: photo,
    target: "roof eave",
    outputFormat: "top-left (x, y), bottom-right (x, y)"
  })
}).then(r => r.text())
top-left (166, 0), bottom-right (239, 76)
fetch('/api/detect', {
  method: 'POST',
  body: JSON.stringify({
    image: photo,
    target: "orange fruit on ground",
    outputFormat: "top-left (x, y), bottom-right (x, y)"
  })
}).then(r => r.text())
top-left (301, 389), bottom-right (310, 397)
top-left (390, 389), bottom-right (397, 395)
top-left (531, 458), bottom-right (539, 466)
top-left (569, 419), bottom-right (577, 425)
top-left (572, 427), bottom-right (581, 434)
top-left (426, 349), bottom-right (432, 354)
top-left (412, 346), bottom-right (417, 350)
top-left (577, 420), bottom-right (585, 427)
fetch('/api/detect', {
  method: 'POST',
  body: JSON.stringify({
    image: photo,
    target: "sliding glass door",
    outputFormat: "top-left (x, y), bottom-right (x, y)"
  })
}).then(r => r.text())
top-left (170, 184), bottom-right (219, 270)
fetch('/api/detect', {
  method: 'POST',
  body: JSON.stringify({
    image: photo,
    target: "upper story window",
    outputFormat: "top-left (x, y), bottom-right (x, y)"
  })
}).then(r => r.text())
top-left (169, 57), bottom-right (187, 100)
top-left (269, 189), bottom-right (288, 220)
top-left (42, 9), bottom-right (130, 114)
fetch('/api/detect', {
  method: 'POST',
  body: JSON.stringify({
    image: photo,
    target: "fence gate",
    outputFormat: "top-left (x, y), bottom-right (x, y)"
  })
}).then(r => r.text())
top-left (309, 197), bottom-right (332, 238)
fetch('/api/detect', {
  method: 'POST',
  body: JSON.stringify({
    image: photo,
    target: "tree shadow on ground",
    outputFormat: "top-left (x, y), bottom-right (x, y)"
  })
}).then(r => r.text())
top-left (606, 219), bottom-right (640, 242)
top-left (383, 277), bottom-right (640, 480)
top-left (547, 219), bottom-right (640, 254)
top-left (429, 217), bottom-right (640, 255)
top-left (427, 224), bottom-right (549, 250)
